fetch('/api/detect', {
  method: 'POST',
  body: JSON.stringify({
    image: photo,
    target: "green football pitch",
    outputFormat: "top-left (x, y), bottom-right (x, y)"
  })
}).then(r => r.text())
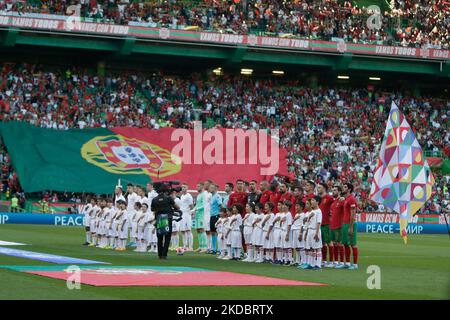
top-left (0, 224), bottom-right (448, 300)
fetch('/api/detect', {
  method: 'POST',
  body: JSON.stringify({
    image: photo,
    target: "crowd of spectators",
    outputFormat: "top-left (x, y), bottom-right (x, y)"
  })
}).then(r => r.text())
top-left (0, 0), bottom-right (448, 48)
top-left (0, 61), bottom-right (448, 213)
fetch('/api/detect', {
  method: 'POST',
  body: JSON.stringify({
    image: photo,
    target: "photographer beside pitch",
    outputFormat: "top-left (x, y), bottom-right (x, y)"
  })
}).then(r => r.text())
top-left (151, 183), bottom-right (181, 259)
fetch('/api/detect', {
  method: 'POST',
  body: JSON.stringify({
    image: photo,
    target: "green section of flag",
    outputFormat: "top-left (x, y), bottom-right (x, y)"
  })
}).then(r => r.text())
top-left (0, 122), bottom-right (152, 194)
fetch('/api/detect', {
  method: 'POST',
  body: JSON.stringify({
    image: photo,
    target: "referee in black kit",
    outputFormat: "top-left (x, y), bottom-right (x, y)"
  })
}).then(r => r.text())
top-left (151, 183), bottom-right (180, 259)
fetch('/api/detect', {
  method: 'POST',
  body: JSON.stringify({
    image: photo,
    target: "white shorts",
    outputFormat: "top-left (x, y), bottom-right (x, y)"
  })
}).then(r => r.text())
top-left (243, 233), bottom-right (252, 245)
top-left (104, 222), bottom-right (112, 236)
top-left (131, 222), bottom-right (138, 239)
top-left (137, 225), bottom-right (145, 240)
top-left (231, 230), bottom-right (242, 248)
top-left (252, 228), bottom-right (264, 247)
top-left (273, 228), bottom-right (282, 248)
top-left (263, 230), bottom-right (274, 249)
top-left (306, 229), bottom-right (322, 249)
top-left (90, 220), bottom-right (97, 233)
top-left (83, 215), bottom-right (91, 227)
top-left (292, 229), bottom-right (301, 248)
top-left (281, 230), bottom-right (293, 249)
top-left (226, 230), bottom-right (232, 246)
top-left (179, 214), bottom-right (192, 231)
top-left (220, 233), bottom-right (227, 250)
top-left (118, 225), bottom-right (128, 240)
top-left (99, 221), bottom-right (107, 236)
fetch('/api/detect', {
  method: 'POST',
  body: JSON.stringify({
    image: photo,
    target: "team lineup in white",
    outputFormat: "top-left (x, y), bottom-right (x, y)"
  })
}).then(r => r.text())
top-left (81, 179), bottom-right (359, 270)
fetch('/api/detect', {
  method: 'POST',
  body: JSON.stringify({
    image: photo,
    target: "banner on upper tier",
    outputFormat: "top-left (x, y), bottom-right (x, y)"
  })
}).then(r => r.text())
top-left (0, 122), bottom-right (290, 194)
top-left (0, 13), bottom-right (448, 60)
top-left (0, 213), bottom-right (84, 226)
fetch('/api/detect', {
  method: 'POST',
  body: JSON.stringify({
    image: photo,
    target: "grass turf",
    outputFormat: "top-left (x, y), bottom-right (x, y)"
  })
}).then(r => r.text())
top-left (0, 224), bottom-right (449, 300)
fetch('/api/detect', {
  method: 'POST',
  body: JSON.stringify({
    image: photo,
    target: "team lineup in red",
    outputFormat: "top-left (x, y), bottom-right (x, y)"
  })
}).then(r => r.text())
top-left (82, 178), bottom-right (359, 270)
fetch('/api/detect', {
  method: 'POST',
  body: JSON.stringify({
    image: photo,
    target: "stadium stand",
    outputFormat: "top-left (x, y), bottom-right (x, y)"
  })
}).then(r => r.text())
top-left (0, 62), bottom-right (448, 212)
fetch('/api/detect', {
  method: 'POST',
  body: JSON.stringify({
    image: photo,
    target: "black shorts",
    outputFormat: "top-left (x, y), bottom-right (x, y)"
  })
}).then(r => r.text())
top-left (210, 215), bottom-right (219, 232)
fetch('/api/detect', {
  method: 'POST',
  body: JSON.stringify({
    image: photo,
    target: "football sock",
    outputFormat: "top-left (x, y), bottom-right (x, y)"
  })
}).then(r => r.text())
top-left (352, 246), bottom-right (359, 265)
top-left (322, 245), bottom-right (327, 263)
top-left (344, 245), bottom-right (351, 263)
top-left (329, 245), bottom-right (334, 263)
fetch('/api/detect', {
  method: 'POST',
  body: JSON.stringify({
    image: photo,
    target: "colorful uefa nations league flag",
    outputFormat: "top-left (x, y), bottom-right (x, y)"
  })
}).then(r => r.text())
top-left (370, 102), bottom-right (435, 243)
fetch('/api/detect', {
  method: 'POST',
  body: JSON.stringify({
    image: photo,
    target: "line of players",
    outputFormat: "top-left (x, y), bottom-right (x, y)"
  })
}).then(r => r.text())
top-left (80, 183), bottom-right (195, 253)
top-left (196, 179), bottom-right (359, 270)
top-left (80, 179), bottom-right (359, 270)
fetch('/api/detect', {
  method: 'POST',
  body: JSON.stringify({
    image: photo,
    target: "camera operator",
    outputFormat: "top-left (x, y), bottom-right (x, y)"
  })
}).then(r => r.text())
top-left (151, 183), bottom-right (180, 259)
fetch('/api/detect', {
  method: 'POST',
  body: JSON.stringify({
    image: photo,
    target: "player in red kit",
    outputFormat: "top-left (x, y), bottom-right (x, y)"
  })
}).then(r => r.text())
top-left (268, 182), bottom-right (281, 212)
top-left (317, 182), bottom-right (334, 267)
top-left (227, 179), bottom-right (248, 217)
top-left (279, 182), bottom-right (296, 216)
top-left (339, 182), bottom-right (358, 270)
top-left (330, 185), bottom-right (345, 268)
top-left (258, 180), bottom-right (271, 206)
top-left (302, 180), bottom-right (316, 203)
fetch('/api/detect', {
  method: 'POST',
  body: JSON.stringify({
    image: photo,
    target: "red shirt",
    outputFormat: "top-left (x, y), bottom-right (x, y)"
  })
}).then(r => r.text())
top-left (343, 194), bottom-right (358, 224)
top-left (227, 191), bottom-right (248, 216)
top-left (330, 197), bottom-right (345, 229)
top-left (279, 192), bottom-right (296, 216)
top-left (319, 194), bottom-right (334, 225)
top-left (259, 190), bottom-right (271, 205)
top-left (269, 191), bottom-right (281, 213)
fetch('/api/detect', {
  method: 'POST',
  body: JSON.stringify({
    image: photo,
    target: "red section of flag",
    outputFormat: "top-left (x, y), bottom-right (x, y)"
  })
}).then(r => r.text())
top-left (26, 270), bottom-right (326, 287)
top-left (111, 127), bottom-right (292, 187)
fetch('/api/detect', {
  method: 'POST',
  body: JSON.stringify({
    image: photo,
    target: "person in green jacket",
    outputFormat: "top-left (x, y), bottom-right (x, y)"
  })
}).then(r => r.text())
top-left (10, 194), bottom-right (19, 213)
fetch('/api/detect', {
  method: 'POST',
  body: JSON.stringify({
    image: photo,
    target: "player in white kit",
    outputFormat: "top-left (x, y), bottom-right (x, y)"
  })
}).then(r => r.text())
top-left (299, 199), bottom-right (312, 269)
top-left (229, 204), bottom-right (243, 260)
top-left (134, 203), bottom-right (147, 252)
top-left (101, 199), bottom-right (115, 249)
top-left (242, 203), bottom-right (255, 262)
top-left (272, 202), bottom-right (284, 264)
top-left (203, 180), bottom-right (212, 253)
top-left (292, 201), bottom-right (305, 266)
top-left (262, 202), bottom-right (275, 263)
top-left (82, 197), bottom-right (96, 245)
top-left (252, 203), bottom-right (265, 263)
top-left (305, 197), bottom-right (323, 269)
top-left (280, 201), bottom-right (294, 265)
top-left (88, 199), bottom-right (101, 247)
top-left (215, 208), bottom-right (226, 258)
top-left (115, 200), bottom-right (128, 251)
top-left (179, 183), bottom-right (194, 251)
top-left (222, 208), bottom-right (233, 260)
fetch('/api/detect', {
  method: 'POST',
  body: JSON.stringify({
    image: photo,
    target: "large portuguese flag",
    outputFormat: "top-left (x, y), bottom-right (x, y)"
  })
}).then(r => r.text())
top-left (0, 122), bottom-right (291, 194)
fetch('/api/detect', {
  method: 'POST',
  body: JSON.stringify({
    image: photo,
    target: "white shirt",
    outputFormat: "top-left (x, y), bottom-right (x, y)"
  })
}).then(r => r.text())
top-left (263, 213), bottom-right (275, 232)
top-left (244, 212), bottom-right (257, 234)
top-left (147, 190), bottom-right (158, 206)
top-left (137, 195), bottom-right (151, 208)
top-left (308, 209), bottom-right (322, 230)
top-left (127, 192), bottom-right (139, 211)
top-left (231, 214), bottom-right (242, 231)
top-left (281, 212), bottom-right (293, 231)
top-left (180, 193), bottom-right (194, 215)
